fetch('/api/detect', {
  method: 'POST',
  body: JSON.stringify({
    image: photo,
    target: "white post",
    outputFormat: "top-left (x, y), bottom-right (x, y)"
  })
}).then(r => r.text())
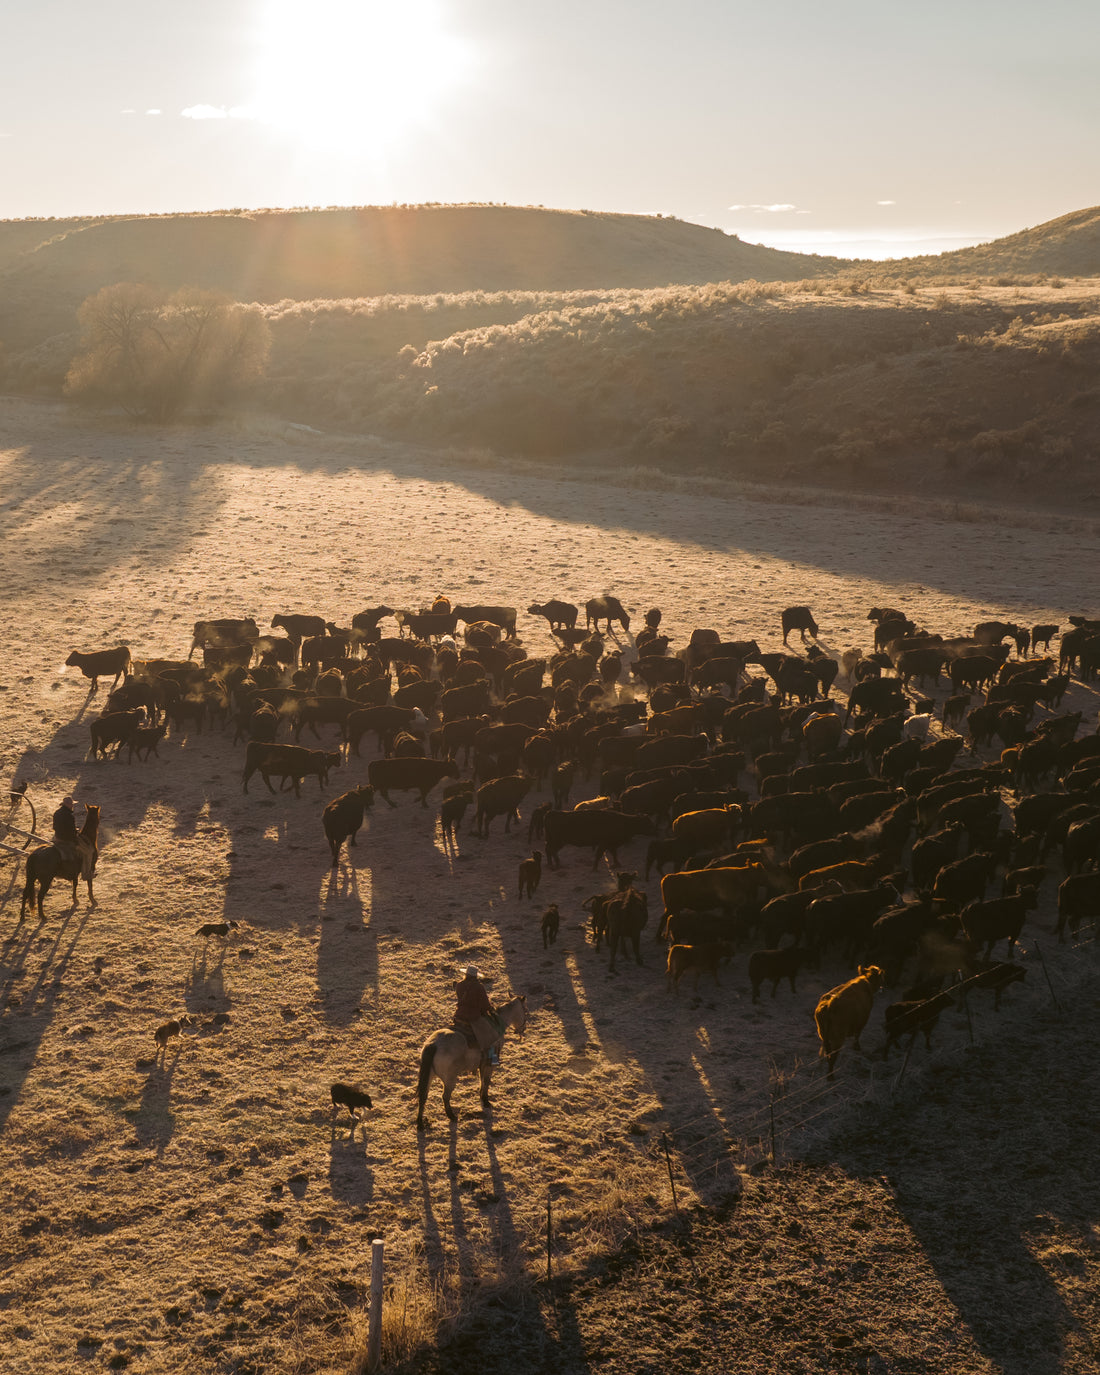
top-left (367, 1237), bottom-right (384, 1372)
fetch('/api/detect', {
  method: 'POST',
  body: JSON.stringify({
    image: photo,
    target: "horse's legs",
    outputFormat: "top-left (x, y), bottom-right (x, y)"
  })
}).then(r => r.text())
top-left (479, 1061), bottom-right (492, 1108)
top-left (442, 1077), bottom-right (458, 1121)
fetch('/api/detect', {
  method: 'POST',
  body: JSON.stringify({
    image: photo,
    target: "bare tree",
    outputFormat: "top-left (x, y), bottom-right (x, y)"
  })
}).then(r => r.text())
top-left (65, 283), bottom-right (270, 420)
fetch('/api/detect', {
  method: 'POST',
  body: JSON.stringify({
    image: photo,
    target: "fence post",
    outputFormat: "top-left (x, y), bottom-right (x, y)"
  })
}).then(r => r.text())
top-left (893, 1035), bottom-right (916, 1093)
top-left (662, 1133), bottom-right (679, 1213)
top-left (1033, 941), bottom-right (1062, 1011)
top-left (546, 1195), bottom-right (552, 1284)
top-left (367, 1237), bottom-right (384, 1372)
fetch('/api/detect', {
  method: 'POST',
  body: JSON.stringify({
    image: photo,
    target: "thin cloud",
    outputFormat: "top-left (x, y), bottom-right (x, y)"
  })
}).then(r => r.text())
top-left (181, 104), bottom-right (256, 121)
top-left (146, 109), bottom-right (162, 116)
top-left (729, 203), bottom-right (800, 213)
top-left (877, 199), bottom-right (897, 206)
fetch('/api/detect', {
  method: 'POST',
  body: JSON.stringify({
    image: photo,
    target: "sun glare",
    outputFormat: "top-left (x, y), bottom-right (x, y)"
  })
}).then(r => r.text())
top-left (251, 0), bottom-right (472, 156)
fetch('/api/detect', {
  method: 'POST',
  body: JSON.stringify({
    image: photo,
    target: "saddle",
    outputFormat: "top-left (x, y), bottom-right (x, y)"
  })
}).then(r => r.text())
top-left (453, 1018), bottom-right (479, 1050)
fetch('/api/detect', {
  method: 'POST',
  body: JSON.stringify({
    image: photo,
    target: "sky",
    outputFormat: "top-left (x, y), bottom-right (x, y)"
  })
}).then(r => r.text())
top-left (2, 0), bottom-right (1097, 259)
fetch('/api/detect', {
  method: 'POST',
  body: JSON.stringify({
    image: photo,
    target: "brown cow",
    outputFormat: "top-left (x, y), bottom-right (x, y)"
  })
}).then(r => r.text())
top-left (814, 965), bottom-right (885, 1077)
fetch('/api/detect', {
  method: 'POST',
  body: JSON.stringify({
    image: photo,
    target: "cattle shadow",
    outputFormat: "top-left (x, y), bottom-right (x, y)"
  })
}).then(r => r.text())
top-left (126, 1051), bottom-right (186, 1153)
top-left (326, 1126), bottom-right (375, 1207)
top-left (186, 945), bottom-right (230, 1013)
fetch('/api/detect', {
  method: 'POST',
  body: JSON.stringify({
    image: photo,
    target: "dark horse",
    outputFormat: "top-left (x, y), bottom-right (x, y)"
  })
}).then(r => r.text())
top-left (416, 994), bottom-right (528, 1130)
top-left (21, 805), bottom-right (101, 920)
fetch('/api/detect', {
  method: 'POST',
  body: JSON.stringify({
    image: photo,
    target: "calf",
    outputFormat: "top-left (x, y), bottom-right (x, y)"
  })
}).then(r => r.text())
top-left (748, 946), bottom-right (815, 1003)
top-left (883, 990), bottom-right (955, 1055)
top-left (322, 785), bottom-right (376, 866)
top-left (127, 722), bottom-right (168, 763)
top-left (330, 1082), bottom-right (374, 1121)
top-left (440, 785), bottom-right (474, 847)
top-left (518, 851), bottom-right (543, 900)
top-left (666, 940), bottom-right (735, 992)
top-left (963, 960), bottom-right (1026, 1010)
top-left (541, 904), bottom-right (560, 948)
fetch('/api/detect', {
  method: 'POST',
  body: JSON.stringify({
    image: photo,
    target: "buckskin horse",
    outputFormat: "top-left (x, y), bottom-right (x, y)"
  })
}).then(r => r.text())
top-left (415, 994), bottom-right (528, 1129)
top-left (21, 805), bottom-right (101, 920)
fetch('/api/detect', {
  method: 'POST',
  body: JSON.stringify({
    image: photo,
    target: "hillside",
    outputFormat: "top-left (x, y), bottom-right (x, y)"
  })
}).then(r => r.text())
top-left (250, 278), bottom-right (1100, 510)
top-left (0, 205), bottom-right (844, 351)
top-left (868, 204), bottom-right (1100, 282)
top-left (3, 204), bottom-right (1100, 511)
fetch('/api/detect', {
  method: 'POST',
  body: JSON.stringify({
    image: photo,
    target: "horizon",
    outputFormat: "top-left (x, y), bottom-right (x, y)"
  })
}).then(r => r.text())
top-left (0, 198), bottom-right (1042, 267)
top-left (3, 1), bottom-right (1097, 260)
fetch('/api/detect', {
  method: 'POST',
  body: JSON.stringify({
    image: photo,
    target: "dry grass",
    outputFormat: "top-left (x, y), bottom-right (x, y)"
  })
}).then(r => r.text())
top-left (1, 398), bottom-right (1099, 1371)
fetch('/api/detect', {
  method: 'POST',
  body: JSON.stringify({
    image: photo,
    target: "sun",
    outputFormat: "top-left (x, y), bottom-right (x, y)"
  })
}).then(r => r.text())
top-left (250, 0), bottom-right (472, 156)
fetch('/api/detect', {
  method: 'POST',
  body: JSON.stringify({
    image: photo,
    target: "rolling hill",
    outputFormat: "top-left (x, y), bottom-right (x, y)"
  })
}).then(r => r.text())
top-left (868, 204), bottom-right (1100, 281)
top-left (2, 203), bottom-right (1099, 511)
top-left (0, 205), bottom-right (844, 350)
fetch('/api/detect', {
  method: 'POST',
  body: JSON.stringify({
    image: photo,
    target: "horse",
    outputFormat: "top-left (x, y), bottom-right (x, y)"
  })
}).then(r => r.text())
top-left (607, 884), bottom-right (649, 973)
top-left (415, 994), bottom-right (528, 1129)
top-left (21, 805), bottom-right (101, 920)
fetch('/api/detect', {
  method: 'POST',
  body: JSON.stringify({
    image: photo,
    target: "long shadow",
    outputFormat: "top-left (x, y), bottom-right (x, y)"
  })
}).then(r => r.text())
top-left (127, 1049), bottom-right (185, 1153)
top-left (326, 1123), bottom-right (375, 1207)
top-left (828, 1001), bottom-right (1100, 1375)
top-left (3, 404), bottom-right (1088, 615)
top-left (0, 906), bottom-right (90, 1135)
top-left (492, 827), bottom-right (756, 1202)
top-left (0, 408), bottom-right (397, 589)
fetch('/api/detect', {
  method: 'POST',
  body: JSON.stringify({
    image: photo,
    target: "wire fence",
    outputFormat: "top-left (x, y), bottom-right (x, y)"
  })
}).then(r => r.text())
top-left (648, 920), bottom-right (1100, 1199)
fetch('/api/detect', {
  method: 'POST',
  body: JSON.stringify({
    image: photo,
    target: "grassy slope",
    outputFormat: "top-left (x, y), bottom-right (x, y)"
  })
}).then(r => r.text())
top-left (869, 205), bottom-right (1100, 281)
top-left (2, 205), bottom-right (1100, 509)
top-left (0, 205), bottom-right (843, 351)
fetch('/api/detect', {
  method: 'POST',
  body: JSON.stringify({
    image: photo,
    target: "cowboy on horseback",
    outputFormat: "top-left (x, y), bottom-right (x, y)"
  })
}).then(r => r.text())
top-left (53, 795), bottom-right (94, 880)
top-left (453, 966), bottom-right (502, 1067)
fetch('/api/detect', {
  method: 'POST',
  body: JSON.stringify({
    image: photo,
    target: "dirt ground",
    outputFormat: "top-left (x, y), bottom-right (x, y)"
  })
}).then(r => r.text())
top-left (0, 398), bottom-right (1098, 1373)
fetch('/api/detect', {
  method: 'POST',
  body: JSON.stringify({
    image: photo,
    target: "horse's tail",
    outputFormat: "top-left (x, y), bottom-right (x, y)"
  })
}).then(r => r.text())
top-left (416, 1041), bottom-right (437, 1124)
top-left (21, 863), bottom-right (36, 910)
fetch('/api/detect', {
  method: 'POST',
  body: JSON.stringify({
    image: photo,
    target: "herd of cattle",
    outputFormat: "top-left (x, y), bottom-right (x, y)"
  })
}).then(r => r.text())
top-left (64, 595), bottom-right (1100, 1076)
